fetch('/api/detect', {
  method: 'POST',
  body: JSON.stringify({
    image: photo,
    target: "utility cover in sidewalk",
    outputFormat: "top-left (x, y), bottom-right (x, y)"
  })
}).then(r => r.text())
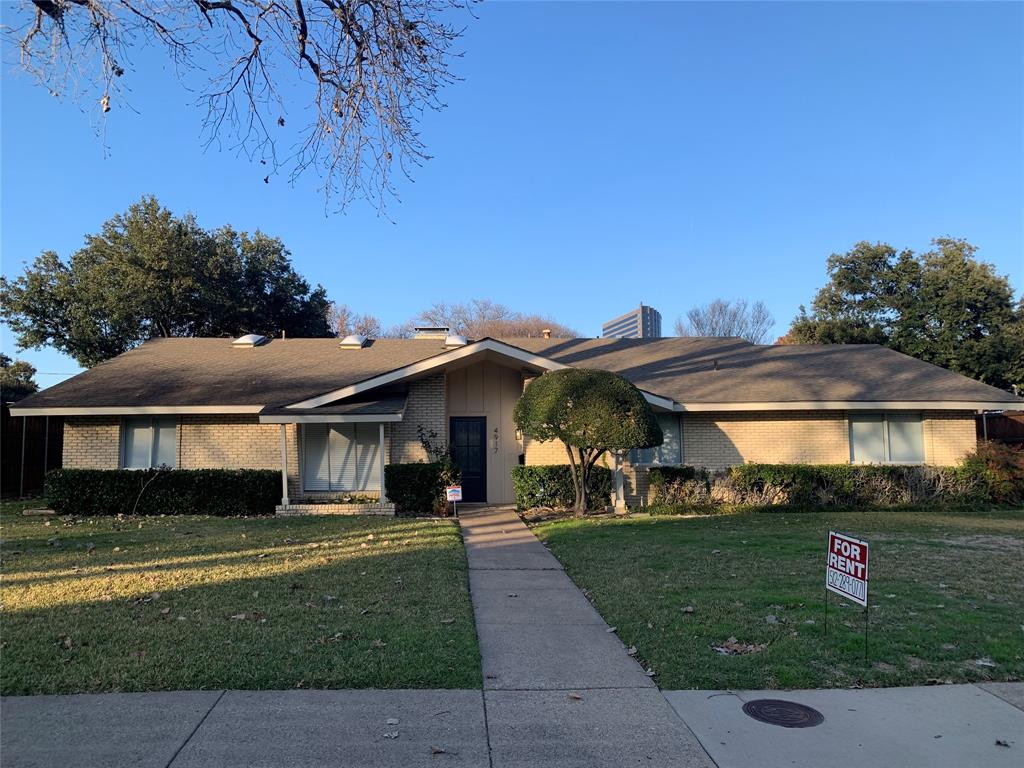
top-left (741, 699), bottom-right (824, 728)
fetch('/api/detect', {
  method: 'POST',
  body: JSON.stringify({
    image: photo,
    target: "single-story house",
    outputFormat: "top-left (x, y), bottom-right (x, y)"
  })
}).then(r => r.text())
top-left (11, 328), bottom-right (1024, 512)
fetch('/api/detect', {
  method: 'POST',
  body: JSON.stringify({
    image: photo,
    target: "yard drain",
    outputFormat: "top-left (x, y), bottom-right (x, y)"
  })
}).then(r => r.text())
top-left (741, 699), bottom-right (824, 728)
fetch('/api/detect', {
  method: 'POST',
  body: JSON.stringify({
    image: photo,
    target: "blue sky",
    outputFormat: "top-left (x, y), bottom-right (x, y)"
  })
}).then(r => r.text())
top-left (2, 1), bottom-right (1022, 388)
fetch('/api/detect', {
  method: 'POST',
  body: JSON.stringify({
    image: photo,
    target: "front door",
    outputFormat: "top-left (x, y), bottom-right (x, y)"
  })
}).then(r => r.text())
top-left (450, 417), bottom-right (487, 503)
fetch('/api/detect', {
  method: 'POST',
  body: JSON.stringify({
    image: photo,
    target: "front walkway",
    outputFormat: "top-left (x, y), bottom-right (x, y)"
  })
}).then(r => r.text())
top-left (459, 505), bottom-right (716, 767)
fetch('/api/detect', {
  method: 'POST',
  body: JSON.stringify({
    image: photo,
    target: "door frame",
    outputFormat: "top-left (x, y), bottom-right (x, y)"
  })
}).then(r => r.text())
top-left (449, 416), bottom-right (487, 503)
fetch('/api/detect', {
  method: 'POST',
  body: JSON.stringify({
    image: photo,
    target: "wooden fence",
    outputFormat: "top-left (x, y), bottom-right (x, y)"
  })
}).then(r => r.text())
top-left (1, 404), bottom-right (63, 497)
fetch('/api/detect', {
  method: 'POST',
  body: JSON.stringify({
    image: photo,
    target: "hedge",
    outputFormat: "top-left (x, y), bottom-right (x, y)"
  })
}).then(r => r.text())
top-left (44, 469), bottom-right (280, 516)
top-left (511, 465), bottom-right (613, 511)
top-left (385, 462), bottom-right (453, 517)
top-left (647, 457), bottom-right (1007, 512)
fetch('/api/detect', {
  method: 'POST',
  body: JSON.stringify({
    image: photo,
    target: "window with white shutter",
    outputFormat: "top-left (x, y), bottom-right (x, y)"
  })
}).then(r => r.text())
top-left (303, 423), bottom-right (381, 491)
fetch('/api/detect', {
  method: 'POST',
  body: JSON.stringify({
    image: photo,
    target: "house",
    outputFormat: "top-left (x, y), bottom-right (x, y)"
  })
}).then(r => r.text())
top-left (10, 329), bottom-right (1023, 512)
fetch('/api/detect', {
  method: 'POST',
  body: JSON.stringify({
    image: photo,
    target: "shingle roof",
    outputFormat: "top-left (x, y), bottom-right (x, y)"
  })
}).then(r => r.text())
top-left (12, 335), bottom-right (1021, 412)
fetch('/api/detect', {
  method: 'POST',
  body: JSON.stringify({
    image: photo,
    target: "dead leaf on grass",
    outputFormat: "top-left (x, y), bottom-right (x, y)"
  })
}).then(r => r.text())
top-left (711, 637), bottom-right (767, 656)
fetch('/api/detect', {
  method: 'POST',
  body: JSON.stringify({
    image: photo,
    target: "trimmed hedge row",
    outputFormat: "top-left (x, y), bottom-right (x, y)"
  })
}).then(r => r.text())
top-left (44, 468), bottom-right (280, 516)
top-left (384, 462), bottom-right (458, 517)
top-left (511, 465), bottom-right (613, 511)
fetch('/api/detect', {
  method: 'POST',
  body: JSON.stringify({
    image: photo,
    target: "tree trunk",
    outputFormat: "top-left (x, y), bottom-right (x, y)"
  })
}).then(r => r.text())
top-left (565, 444), bottom-right (585, 517)
top-left (577, 452), bottom-right (589, 517)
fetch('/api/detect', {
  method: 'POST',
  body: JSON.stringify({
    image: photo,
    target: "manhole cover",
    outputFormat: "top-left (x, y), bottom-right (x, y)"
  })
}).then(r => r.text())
top-left (742, 699), bottom-right (824, 728)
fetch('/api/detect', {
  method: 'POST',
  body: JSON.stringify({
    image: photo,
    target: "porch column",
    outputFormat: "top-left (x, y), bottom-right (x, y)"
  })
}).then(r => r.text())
top-left (613, 451), bottom-right (627, 514)
top-left (279, 424), bottom-right (290, 507)
top-left (378, 422), bottom-right (387, 505)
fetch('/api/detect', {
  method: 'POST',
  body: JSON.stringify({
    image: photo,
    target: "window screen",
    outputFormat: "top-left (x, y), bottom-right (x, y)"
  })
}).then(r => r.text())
top-left (850, 413), bottom-right (923, 464)
top-left (887, 415), bottom-right (925, 463)
top-left (632, 414), bottom-right (682, 466)
top-left (122, 418), bottom-right (177, 468)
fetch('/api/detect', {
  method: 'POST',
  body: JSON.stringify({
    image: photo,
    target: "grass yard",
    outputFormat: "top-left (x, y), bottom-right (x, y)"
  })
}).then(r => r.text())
top-left (533, 508), bottom-right (1024, 690)
top-left (0, 501), bottom-right (479, 695)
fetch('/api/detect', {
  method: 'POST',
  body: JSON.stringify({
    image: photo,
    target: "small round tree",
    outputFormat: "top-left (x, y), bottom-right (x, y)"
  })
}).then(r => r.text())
top-left (514, 369), bottom-right (664, 515)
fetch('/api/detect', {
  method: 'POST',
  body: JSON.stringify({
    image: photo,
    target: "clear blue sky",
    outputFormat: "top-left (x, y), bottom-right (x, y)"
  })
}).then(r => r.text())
top-left (2, 1), bottom-right (1022, 388)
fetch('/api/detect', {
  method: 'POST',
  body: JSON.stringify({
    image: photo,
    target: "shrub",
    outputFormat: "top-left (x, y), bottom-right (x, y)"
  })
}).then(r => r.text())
top-left (714, 462), bottom-right (990, 509)
top-left (648, 466), bottom-right (713, 506)
top-left (511, 465), bottom-right (613, 511)
top-left (44, 468), bottom-right (280, 516)
top-left (959, 441), bottom-right (1024, 505)
top-left (385, 462), bottom-right (460, 517)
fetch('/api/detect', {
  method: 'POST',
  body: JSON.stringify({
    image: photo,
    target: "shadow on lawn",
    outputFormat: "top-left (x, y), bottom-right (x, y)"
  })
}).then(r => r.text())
top-left (0, 519), bottom-right (481, 695)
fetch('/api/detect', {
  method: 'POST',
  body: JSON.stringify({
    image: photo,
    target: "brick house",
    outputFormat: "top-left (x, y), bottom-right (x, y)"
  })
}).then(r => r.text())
top-left (11, 329), bottom-right (1023, 512)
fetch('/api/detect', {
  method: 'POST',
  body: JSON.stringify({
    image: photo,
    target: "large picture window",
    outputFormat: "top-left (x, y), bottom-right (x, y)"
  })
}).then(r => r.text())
top-left (122, 417), bottom-right (177, 468)
top-left (849, 413), bottom-right (924, 464)
top-left (631, 414), bottom-right (682, 466)
top-left (303, 423), bottom-right (381, 491)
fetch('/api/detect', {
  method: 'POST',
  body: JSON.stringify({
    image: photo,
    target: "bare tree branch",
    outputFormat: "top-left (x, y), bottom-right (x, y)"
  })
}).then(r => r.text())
top-left (674, 298), bottom-right (775, 344)
top-left (6, 0), bottom-right (472, 210)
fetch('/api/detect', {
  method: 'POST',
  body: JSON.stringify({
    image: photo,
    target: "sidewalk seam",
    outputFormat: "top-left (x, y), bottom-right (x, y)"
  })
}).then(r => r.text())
top-left (164, 689), bottom-right (226, 767)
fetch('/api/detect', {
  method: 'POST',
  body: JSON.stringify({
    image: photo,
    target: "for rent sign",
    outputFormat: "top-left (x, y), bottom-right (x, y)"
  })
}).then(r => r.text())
top-left (826, 531), bottom-right (869, 607)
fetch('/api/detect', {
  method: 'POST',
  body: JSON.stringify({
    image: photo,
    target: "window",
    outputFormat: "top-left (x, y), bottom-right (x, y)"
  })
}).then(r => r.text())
top-left (849, 413), bottom-right (924, 464)
top-left (303, 423), bottom-right (381, 491)
top-left (122, 417), bottom-right (177, 468)
top-left (631, 414), bottom-right (682, 466)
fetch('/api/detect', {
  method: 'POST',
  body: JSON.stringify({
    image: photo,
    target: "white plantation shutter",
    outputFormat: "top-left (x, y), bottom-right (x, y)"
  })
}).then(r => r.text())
top-left (304, 423), bottom-right (381, 491)
top-left (303, 424), bottom-right (332, 491)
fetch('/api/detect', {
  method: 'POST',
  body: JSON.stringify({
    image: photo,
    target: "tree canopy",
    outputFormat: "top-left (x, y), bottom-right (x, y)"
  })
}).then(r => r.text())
top-left (675, 298), bottom-right (774, 344)
top-left (0, 354), bottom-right (39, 402)
top-left (513, 369), bottom-right (662, 514)
top-left (7, 0), bottom-right (470, 209)
top-left (781, 239), bottom-right (1023, 391)
top-left (0, 196), bottom-right (331, 367)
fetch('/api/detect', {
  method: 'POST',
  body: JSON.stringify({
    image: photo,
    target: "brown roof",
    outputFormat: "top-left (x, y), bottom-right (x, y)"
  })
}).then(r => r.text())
top-left (13, 335), bottom-right (1021, 412)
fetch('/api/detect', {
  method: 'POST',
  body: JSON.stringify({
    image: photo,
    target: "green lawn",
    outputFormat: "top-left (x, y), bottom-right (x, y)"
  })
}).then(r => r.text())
top-left (533, 508), bottom-right (1024, 690)
top-left (0, 501), bottom-right (480, 694)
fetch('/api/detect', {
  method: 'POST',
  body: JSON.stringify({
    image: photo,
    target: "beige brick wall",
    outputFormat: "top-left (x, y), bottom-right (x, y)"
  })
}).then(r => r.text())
top-left (684, 411), bottom-right (850, 470)
top-left (63, 417), bottom-right (121, 469)
top-left (390, 374), bottom-right (446, 463)
top-left (523, 436), bottom-right (569, 464)
top-left (178, 416), bottom-right (288, 470)
top-left (923, 410), bottom-right (976, 465)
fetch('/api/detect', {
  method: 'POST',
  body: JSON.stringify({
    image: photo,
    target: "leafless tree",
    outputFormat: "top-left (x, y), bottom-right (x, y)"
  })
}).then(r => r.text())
top-left (6, 0), bottom-right (470, 209)
top-left (674, 299), bottom-right (775, 344)
top-left (415, 299), bottom-right (579, 338)
top-left (326, 302), bottom-right (382, 337)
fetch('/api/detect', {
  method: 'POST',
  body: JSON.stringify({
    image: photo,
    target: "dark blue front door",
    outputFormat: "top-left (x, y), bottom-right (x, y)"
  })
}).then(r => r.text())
top-left (450, 417), bottom-right (486, 502)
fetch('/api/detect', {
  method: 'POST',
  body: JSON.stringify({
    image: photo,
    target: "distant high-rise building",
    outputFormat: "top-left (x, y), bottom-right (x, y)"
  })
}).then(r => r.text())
top-left (602, 304), bottom-right (662, 339)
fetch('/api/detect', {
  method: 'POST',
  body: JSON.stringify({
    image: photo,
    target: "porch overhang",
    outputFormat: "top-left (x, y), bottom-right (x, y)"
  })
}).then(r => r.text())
top-left (258, 395), bottom-right (408, 424)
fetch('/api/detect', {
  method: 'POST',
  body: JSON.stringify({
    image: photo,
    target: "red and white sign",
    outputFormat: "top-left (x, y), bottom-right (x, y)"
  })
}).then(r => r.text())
top-left (826, 531), bottom-right (869, 607)
top-left (446, 486), bottom-right (463, 502)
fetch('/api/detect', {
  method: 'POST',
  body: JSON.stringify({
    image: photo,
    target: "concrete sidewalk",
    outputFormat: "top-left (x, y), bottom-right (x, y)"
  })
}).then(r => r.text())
top-left (666, 683), bottom-right (1024, 768)
top-left (1, 689), bottom-right (489, 768)
top-left (459, 506), bottom-right (716, 768)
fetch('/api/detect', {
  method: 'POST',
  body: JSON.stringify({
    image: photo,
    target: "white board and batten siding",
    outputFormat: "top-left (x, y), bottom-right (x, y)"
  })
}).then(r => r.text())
top-left (446, 360), bottom-right (524, 504)
top-left (302, 423), bottom-right (382, 491)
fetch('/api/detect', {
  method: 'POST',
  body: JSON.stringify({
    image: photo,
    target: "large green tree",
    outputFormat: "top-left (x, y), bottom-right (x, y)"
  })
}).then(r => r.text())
top-left (0, 354), bottom-right (39, 402)
top-left (513, 369), bottom-right (663, 515)
top-left (0, 196), bottom-right (331, 367)
top-left (782, 239), bottom-right (1023, 391)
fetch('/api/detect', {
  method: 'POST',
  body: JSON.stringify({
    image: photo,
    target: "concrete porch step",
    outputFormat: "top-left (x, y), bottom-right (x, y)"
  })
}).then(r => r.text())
top-left (275, 502), bottom-right (395, 516)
